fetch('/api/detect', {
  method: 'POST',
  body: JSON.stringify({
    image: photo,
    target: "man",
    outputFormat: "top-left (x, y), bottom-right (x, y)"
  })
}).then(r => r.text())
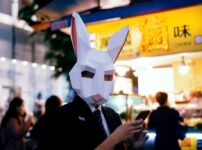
top-left (148, 91), bottom-right (184, 150)
top-left (51, 12), bottom-right (147, 150)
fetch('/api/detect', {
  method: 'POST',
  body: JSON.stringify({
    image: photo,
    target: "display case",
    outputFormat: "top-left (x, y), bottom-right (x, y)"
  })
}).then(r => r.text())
top-left (106, 93), bottom-right (202, 150)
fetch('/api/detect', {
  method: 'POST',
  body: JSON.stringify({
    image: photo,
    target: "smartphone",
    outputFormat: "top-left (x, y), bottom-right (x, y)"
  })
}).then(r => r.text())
top-left (135, 110), bottom-right (150, 121)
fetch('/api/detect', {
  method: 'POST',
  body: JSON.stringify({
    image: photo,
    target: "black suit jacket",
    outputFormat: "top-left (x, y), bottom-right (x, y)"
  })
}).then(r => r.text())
top-left (50, 96), bottom-right (125, 150)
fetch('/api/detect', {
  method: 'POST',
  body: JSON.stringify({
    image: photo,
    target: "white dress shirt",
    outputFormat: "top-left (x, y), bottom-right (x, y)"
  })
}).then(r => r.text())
top-left (88, 104), bottom-right (110, 136)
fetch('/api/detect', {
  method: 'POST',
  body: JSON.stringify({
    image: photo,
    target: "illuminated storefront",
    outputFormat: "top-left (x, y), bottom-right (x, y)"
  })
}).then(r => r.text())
top-left (86, 5), bottom-right (202, 149)
top-left (87, 5), bottom-right (202, 146)
top-left (86, 4), bottom-right (202, 104)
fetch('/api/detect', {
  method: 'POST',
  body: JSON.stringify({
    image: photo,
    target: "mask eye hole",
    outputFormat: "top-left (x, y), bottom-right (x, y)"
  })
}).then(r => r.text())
top-left (81, 71), bottom-right (95, 78)
top-left (104, 75), bottom-right (113, 81)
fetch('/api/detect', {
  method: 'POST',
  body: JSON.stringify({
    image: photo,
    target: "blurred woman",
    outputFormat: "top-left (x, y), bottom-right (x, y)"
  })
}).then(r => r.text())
top-left (1, 97), bottom-right (35, 150)
top-left (30, 95), bottom-right (62, 150)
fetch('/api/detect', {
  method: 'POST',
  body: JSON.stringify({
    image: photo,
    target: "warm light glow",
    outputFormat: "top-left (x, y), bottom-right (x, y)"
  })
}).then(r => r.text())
top-left (115, 65), bottom-right (129, 76)
top-left (133, 28), bottom-right (142, 50)
top-left (22, 61), bottom-right (28, 66)
top-left (100, 0), bottom-right (130, 9)
top-left (58, 68), bottom-right (63, 72)
top-left (179, 65), bottom-right (189, 75)
top-left (31, 15), bottom-right (37, 21)
top-left (41, 64), bottom-right (47, 69)
top-left (114, 96), bottom-right (125, 110)
top-left (12, 59), bottom-right (17, 64)
top-left (113, 77), bottom-right (133, 94)
top-left (179, 56), bottom-right (189, 75)
top-left (0, 57), bottom-right (6, 62)
top-left (50, 66), bottom-right (55, 71)
top-left (32, 63), bottom-right (38, 68)
top-left (34, 4), bottom-right (39, 10)
top-left (138, 67), bottom-right (174, 96)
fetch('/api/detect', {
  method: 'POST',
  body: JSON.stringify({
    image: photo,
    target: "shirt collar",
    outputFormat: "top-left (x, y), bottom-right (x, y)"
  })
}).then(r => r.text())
top-left (88, 104), bottom-right (102, 112)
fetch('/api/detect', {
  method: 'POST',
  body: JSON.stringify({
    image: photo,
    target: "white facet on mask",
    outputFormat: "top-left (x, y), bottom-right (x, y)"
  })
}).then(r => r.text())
top-left (69, 12), bottom-right (129, 106)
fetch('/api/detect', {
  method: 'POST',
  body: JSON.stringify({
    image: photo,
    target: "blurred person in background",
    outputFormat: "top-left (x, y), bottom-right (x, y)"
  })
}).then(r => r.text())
top-left (33, 93), bottom-right (45, 119)
top-left (30, 95), bottom-right (62, 150)
top-left (1, 97), bottom-right (35, 150)
top-left (148, 91), bottom-right (183, 150)
top-left (6, 89), bottom-right (15, 104)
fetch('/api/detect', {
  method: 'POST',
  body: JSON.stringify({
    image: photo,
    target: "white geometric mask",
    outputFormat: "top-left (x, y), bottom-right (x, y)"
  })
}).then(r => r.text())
top-left (69, 12), bottom-right (128, 106)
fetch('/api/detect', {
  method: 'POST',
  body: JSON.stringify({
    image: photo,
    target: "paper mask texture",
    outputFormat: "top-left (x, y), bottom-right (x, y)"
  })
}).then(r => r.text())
top-left (69, 12), bottom-right (129, 105)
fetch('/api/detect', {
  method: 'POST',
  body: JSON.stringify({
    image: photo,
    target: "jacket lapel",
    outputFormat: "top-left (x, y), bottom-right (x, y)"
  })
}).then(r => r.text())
top-left (102, 107), bottom-right (120, 134)
top-left (72, 96), bottom-right (94, 122)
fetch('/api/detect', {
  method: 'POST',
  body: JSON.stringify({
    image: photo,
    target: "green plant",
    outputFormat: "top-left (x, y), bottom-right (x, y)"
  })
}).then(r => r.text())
top-left (43, 29), bottom-right (76, 80)
top-left (18, 0), bottom-right (76, 81)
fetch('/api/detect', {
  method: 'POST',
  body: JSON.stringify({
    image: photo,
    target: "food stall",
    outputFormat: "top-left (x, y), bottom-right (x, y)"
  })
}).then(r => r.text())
top-left (87, 4), bottom-right (202, 149)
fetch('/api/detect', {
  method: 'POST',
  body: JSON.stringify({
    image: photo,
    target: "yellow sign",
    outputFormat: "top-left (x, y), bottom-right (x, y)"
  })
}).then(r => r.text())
top-left (87, 5), bottom-right (202, 59)
top-left (179, 137), bottom-right (197, 150)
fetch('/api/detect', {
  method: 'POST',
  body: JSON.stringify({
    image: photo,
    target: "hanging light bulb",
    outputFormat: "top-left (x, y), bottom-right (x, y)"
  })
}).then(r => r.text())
top-left (179, 56), bottom-right (189, 75)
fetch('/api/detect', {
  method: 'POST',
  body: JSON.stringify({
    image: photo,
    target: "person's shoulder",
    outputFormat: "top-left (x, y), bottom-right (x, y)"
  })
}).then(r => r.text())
top-left (102, 106), bottom-right (118, 115)
top-left (58, 102), bottom-right (74, 114)
top-left (8, 117), bottom-right (18, 123)
top-left (150, 109), bottom-right (158, 115)
top-left (53, 102), bottom-right (75, 122)
top-left (169, 107), bottom-right (179, 115)
top-left (103, 106), bottom-right (115, 112)
top-left (6, 117), bottom-right (19, 127)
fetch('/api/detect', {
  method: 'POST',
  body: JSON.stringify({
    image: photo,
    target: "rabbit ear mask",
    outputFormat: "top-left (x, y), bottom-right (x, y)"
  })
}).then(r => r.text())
top-left (70, 12), bottom-right (129, 106)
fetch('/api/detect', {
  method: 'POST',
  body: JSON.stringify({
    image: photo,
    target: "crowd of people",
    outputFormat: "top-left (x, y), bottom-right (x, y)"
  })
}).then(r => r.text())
top-left (0, 91), bottom-right (186, 150)
top-left (0, 12), bottom-right (187, 150)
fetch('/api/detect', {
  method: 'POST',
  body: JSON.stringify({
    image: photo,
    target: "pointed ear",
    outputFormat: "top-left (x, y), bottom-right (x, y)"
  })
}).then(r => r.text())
top-left (107, 26), bottom-right (129, 63)
top-left (70, 12), bottom-right (91, 60)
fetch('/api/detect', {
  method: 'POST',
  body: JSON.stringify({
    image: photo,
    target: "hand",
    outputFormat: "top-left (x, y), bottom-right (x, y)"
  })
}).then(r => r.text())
top-left (27, 114), bottom-right (35, 126)
top-left (132, 130), bottom-right (149, 149)
top-left (110, 119), bottom-right (144, 144)
top-left (95, 120), bottom-right (144, 150)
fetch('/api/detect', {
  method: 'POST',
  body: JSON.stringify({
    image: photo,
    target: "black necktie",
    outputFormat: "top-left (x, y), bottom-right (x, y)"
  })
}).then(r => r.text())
top-left (93, 109), bottom-right (107, 138)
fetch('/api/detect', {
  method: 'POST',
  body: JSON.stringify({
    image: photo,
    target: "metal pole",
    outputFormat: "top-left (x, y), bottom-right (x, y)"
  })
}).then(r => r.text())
top-left (11, 25), bottom-right (16, 59)
top-left (11, 0), bottom-right (18, 88)
top-left (11, 25), bottom-right (16, 87)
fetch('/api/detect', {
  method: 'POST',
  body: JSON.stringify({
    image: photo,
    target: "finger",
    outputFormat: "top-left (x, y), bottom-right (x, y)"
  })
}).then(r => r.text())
top-left (131, 122), bottom-right (144, 128)
top-left (131, 129), bottom-right (142, 134)
top-left (142, 130), bottom-right (148, 134)
top-left (128, 122), bottom-right (144, 132)
top-left (127, 122), bottom-right (143, 129)
top-left (134, 123), bottom-right (144, 130)
top-left (140, 130), bottom-right (148, 138)
top-left (135, 119), bottom-right (143, 125)
top-left (129, 125), bottom-right (143, 133)
top-left (128, 119), bottom-right (143, 126)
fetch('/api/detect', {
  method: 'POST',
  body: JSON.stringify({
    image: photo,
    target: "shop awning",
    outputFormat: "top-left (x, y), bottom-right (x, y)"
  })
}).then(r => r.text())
top-left (32, 0), bottom-right (202, 31)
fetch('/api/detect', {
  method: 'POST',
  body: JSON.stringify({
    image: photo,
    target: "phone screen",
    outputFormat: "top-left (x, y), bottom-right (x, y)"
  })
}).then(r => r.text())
top-left (135, 110), bottom-right (150, 121)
